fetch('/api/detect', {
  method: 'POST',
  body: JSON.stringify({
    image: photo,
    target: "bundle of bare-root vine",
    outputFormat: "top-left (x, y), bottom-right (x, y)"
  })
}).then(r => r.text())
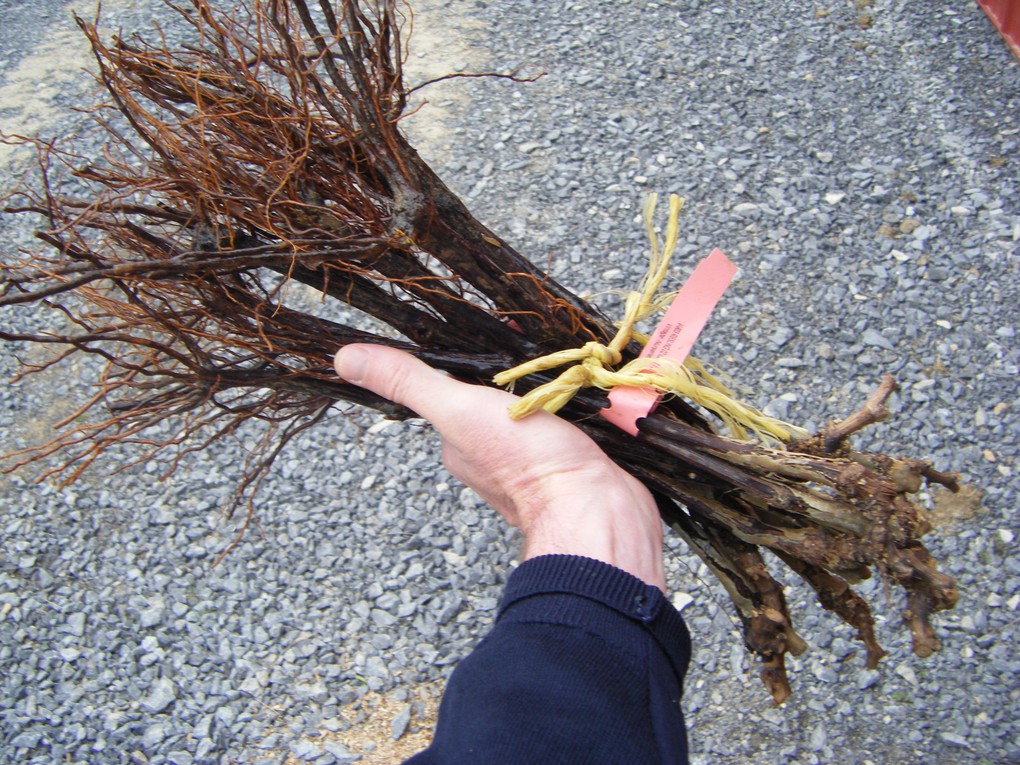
top-left (0, 0), bottom-right (959, 702)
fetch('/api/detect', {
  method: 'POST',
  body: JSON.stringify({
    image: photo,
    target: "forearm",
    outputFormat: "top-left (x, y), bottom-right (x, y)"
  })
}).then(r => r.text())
top-left (405, 555), bottom-right (691, 765)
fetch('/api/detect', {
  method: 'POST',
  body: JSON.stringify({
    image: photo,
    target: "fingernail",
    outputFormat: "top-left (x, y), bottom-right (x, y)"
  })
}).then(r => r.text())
top-left (335, 345), bottom-right (370, 385)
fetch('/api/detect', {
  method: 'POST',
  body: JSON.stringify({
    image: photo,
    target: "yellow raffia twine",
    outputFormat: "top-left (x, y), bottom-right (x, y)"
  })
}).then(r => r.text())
top-left (493, 193), bottom-right (809, 444)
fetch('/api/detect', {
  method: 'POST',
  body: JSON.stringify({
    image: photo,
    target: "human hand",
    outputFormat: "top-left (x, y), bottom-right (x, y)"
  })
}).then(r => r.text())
top-left (334, 344), bottom-right (666, 591)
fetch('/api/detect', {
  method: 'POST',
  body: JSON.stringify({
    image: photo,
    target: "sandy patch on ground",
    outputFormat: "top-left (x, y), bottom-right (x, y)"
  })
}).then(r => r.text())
top-left (281, 684), bottom-right (444, 765)
top-left (397, 0), bottom-right (489, 164)
top-left (929, 483), bottom-right (985, 527)
top-left (0, 1), bottom-right (132, 171)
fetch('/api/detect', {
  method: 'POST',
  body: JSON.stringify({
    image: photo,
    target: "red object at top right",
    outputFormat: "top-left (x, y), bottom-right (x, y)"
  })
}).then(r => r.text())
top-left (978, 0), bottom-right (1020, 61)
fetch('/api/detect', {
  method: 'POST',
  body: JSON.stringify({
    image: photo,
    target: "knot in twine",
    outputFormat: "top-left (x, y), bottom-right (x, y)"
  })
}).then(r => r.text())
top-left (493, 340), bottom-right (625, 418)
top-left (493, 193), bottom-right (685, 420)
top-left (493, 193), bottom-right (809, 444)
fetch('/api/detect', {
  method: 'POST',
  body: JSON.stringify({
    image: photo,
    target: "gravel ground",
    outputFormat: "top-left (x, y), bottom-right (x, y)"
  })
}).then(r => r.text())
top-left (1, 1), bottom-right (1018, 764)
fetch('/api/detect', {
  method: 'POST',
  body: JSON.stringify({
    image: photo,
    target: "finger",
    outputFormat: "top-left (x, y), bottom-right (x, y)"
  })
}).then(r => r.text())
top-left (334, 343), bottom-right (495, 429)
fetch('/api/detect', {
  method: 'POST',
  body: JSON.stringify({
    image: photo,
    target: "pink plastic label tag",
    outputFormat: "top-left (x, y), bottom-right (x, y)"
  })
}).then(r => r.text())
top-left (601, 248), bottom-right (737, 436)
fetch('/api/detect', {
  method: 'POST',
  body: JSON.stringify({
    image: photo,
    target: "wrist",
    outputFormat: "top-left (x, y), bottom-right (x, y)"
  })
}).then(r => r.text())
top-left (515, 482), bottom-right (666, 592)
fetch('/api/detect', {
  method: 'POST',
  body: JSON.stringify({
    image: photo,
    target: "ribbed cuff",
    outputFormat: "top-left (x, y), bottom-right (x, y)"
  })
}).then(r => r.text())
top-left (498, 555), bottom-right (691, 679)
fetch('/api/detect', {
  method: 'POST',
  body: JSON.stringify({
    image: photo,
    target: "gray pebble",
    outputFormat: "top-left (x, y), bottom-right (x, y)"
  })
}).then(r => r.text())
top-left (142, 723), bottom-right (168, 749)
top-left (323, 739), bottom-right (359, 762)
top-left (855, 669), bottom-right (881, 691)
top-left (768, 327), bottom-right (796, 348)
top-left (140, 600), bottom-right (167, 629)
top-left (939, 732), bottom-right (970, 748)
top-left (140, 678), bottom-right (177, 714)
top-left (391, 703), bottom-right (412, 740)
top-left (861, 329), bottom-right (895, 350)
top-left (10, 729), bottom-right (42, 749)
top-left (290, 739), bottom-right (323, 761)
top-left (63, 612), bottom-right (87, 638)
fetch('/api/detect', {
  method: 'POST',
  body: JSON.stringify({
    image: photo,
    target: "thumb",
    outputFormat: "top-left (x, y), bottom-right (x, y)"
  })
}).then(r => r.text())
top-left (334, 344), bottom-right (470, 425)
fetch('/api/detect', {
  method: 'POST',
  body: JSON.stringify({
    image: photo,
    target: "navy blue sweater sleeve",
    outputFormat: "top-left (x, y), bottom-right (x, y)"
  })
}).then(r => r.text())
top-left (404, 555), bottom-right (691, 765)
